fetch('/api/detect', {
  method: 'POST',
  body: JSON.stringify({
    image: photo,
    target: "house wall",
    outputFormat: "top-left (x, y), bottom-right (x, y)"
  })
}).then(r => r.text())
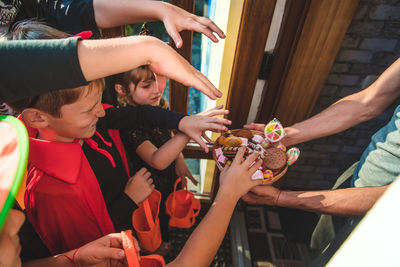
top-left (280, 0), bottom-right (400, 190)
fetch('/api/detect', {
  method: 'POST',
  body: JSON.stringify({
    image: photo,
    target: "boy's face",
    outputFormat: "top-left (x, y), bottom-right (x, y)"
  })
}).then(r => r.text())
top-left (44, 87), bottom-right (105, 142)
top-left (0, 209), bottom-right (25, 267)
top-left (130, 78), bottom-right (163, 106)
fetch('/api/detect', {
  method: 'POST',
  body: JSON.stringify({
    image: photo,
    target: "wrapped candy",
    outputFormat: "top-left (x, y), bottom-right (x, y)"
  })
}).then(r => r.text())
top-left (286, 147), bottom-right (300, 166)
top-left (263, 169), bottom-right (273, 179)
top-left (252, 170), bottom-right (264, 180)
top-left (275, 143), bottom-right (286, 152)
top-left (217, 154), bottom-right (227, 164)
top-left (214, 147), bottom-right (223, 158)
top-left (264, 118), bottom-right (286, 143)
top-left (252, 135), bottom-right (264, 144)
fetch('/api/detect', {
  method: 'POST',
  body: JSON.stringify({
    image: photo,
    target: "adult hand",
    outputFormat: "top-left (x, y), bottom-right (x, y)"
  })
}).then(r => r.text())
top-left (241, 185), bottom-right (281, 206)
top-left (160, 2), bottom-right (226, 48)
top-left (219, 147), bottom-right (263, 200)
top-left (124, 168), bottom-right (154, 205)
top-left (175, 156), bottom-right (198, 186)
top-left (74, 233), bottom-right (127, 267)
top-left (243, 123), bottom-right (266, 132)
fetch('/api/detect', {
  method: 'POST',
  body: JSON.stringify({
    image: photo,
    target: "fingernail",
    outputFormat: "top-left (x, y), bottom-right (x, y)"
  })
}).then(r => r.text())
top-left (118, 251), bottom-right (125, 257)
top-left (176, 40), bottom-right (182, 47)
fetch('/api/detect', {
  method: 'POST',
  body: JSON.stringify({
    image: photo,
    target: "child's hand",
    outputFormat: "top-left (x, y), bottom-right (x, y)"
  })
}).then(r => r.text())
top-left (124, 168), bottom-right (155, 205)
top-left (175, 157), bottom-right (198, 186)
top-left (160, 2), bottom-right (225, 48)
top-left (178, 108), bottom-right (231, 153)
top-left (219, 147), bottom-right (263, 201)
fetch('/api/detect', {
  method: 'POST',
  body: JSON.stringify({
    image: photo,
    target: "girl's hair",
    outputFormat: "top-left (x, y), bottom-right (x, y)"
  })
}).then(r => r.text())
top-left (6, 19), bottom-right (105, 117)
top-left (116, 65), bottom-right (168, 108)
top-left (9, 19), bottom-right (71, 40)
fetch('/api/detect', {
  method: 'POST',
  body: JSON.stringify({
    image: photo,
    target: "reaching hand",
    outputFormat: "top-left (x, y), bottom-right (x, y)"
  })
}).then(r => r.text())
top-left (160, 2), bottom-right (226, 48)
top-left (178, 108), bottom-right (231, 152)
top-left (175, 156), bottom-right (198, 186)
top-left (241, 185), bottom-right (281, 206)
top-left (219, 147), bottom-right (263, 200)
top-left (243, 123), bottom-right (266, 132)
top-left (74, 233), bottom-right (127, 267)
top-left (124, 168), bottom-right (154, 205)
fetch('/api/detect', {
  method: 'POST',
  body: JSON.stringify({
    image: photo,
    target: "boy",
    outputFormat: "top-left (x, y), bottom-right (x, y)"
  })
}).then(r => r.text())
top-left (7, 78), bottom-right (230, 255)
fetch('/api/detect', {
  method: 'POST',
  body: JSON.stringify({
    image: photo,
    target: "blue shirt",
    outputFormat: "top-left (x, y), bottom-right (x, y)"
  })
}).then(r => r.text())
top-left (352, 105), bottom-right (400, 187)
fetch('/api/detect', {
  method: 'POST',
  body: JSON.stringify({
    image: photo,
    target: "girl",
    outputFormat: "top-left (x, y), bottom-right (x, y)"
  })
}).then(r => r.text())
top-left (115, 66), bottom-right (227, 255)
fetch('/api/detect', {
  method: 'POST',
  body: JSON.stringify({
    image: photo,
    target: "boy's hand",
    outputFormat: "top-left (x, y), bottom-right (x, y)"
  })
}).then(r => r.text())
top-left (219, 147), bottom-right (263, 201)
top-left (178, 107), bottom-right (231, 152)
top-left (175, 157), bottom-right (198, 186)
top-left (124, 168), bottom-right (155, 205)
top-left (160, 2), bottom-right (226, 48)
top-left (74, 233), bottom-right (128, 267)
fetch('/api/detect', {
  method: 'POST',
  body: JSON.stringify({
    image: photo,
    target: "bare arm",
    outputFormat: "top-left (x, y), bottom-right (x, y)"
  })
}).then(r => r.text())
top-left (136, 132), bottom-right (190, 170)
top-left (93, 0), bottom-right (225, 47)
top-left (167, 148), bottom-right (263, 267)
top-left (242, 185), bottom-right (388, 216)
top-left (24, 234), bottom-right (125, 267)
top-left (245, 58), bottom-right (400, 146)
top-left (77, 36), bottom-right (222, 100)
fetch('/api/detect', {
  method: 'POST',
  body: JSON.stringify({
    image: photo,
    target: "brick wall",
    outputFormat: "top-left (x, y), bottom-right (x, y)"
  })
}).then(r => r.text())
top-left (279, 0), bottom-right (400, 190)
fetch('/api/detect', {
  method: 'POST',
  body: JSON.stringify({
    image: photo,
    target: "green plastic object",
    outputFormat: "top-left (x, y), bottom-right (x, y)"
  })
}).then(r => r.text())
top-left (0, 115), bottom-right (29, 231)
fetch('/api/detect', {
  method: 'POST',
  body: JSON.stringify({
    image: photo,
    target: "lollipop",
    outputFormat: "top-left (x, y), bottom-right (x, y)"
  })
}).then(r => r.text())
top-left (264, 118), bottom-right (285, 143)
top-left (286, 147), bottom-right (300, 166)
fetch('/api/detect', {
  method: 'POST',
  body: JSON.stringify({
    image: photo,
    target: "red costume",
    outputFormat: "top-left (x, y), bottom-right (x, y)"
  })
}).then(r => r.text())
top-left (23, 105), bottom-right (129, 254)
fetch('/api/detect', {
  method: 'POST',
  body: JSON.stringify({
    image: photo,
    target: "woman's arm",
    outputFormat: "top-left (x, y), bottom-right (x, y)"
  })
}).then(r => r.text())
top-left (167, 148), bottom-right (263, 267)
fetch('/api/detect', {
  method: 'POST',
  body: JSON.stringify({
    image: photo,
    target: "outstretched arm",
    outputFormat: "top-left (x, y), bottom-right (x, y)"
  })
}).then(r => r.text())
top-left (24, 234), bottom-right (126, 267)
top-left (167, 148), bottom-right (263, 267)
top-left (242, 185), bottom-right (388, 216)
top-left (245, 57), bottom-right (400, 146)
top-left (93, 0), bottom-right (225, 48)
top-left (78, 35), bottom-right (222, 100)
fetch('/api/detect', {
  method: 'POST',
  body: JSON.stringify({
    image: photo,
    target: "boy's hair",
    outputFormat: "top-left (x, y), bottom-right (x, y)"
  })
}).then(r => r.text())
top-left (7, 80), bottom-right (105, 117)
top-left (6, 19), bottom-right (105, 117)
top-left (116, 65), bottom-right (169, 108)
top-left (9, 19), bottom-right (71, 40)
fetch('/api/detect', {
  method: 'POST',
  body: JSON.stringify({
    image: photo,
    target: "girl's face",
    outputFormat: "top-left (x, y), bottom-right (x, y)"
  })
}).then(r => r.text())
top-left (129, 78), bottom-right (163, 107)
top-left (0, 209), bottom-right (25, 267)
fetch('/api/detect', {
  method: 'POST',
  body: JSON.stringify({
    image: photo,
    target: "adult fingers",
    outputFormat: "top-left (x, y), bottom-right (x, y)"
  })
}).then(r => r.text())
top-left (164, 22), bottom-right (183, 48)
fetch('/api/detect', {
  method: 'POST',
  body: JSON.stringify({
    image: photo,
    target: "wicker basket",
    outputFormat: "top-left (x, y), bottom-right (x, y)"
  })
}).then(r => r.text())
top-left (212, 129), bottom-right (288, 185)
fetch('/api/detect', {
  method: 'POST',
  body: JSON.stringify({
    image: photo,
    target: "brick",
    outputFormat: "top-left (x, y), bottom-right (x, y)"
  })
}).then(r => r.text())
top-left (341, 145), bottom-right (364, 154)
top-left (348, 21), bottom-right (384, 36)
top-left (350, 63), bottom-right (384, 75)
top-left (300, 172), bottom-right (325, 180)
top-left (372, 52), bottom-right (399, 66)
top-left (331, 63), bottom-right (350, 73)
top-left (369, 5), bottom-right (400, 20)
top-left (337, 50), bottom-right (372, 63)
top-left (339, 87), bottom-right (360, 97)
top-left (360, 38), bottom-right (398, 51)
top-left (300, 151), bottom-right (329, 159)
top-left (311, 144), bottom-right (340, 152)
top-left (320, 85), bottom-right (338, 97)
top-left (356, 138), bottom-right (371, 147)
top-left (327, 74), bottom-right (360, 86)
top-left (361, 75), bottom-right (379, 89)
top-left (289, 165), bottom-right (315, 172)
top-left (342, 35), bottom-right (361, 48)
top-left (383, 22), bottom-right (400, 37)
top-left (314, 167), bottom-right (341, 175)
top-left (354, 4), bottom-right (369, 20)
